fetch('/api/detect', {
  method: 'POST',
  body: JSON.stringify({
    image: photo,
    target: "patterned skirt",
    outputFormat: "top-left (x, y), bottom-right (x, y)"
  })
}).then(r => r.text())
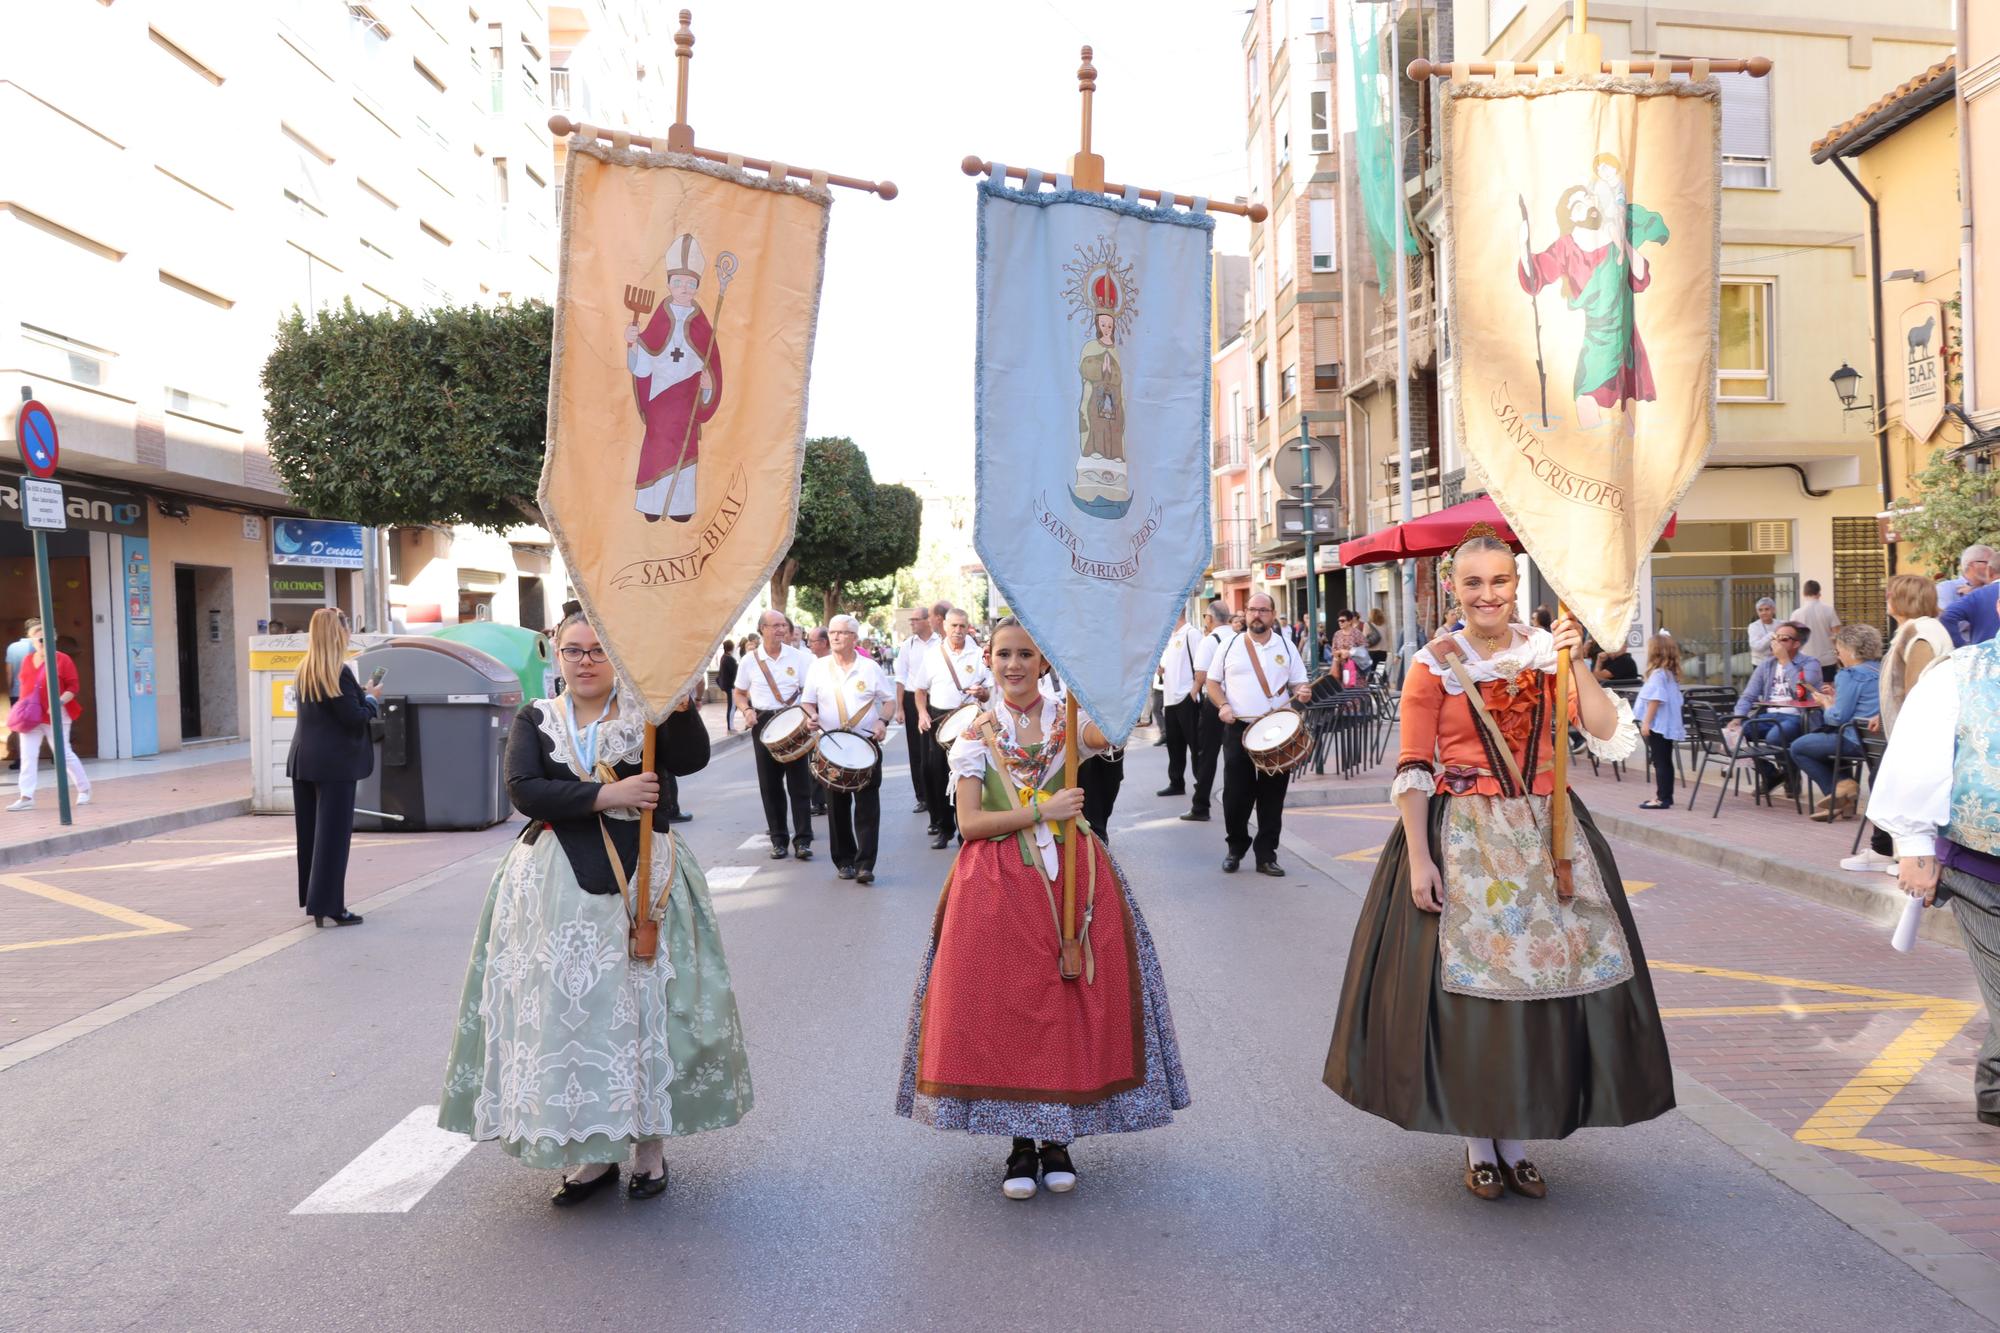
top-left (1323, 792), bottom-right (1673, 1140)
top-left (895, 838), bottom-right (1190, 1142)
top-left (438, 830), bottom-right (753, 1168)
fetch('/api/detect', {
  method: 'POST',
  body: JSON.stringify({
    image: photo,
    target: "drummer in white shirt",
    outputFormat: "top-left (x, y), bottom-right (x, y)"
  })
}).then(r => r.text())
top-left (1185, 599), bottom-right (1238, 823)
top-left (733, 609), bottom-right (818, 861)
top-left (1157, 613), bottom-right (1198, 799)
top-left (893, 606), bottom-right (939, 817)
top-left (802, 614), bottom-right (897, 884)
top-left (1205, 592), bottom-right (1311, 876)
top-left (908, 606), bottom-right (992, 849)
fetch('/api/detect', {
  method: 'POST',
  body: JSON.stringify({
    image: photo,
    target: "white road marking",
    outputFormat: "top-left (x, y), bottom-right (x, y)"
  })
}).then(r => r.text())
top-left (739, 834), bottom-right (771, 850)
top-left (292, 1105), bottom-right (477, 1215)
top-left (705, 865), bottom-right (757, 891)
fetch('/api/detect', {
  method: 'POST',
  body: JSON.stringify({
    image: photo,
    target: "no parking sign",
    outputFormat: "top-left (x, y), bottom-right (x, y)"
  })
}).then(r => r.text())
top-left (16, 398), bottom-right (60, 477)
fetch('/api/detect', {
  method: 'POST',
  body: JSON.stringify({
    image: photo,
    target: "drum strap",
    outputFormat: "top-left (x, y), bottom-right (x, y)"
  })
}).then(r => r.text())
top-left (599, 807), bottom-right (676, 960)
top-left (939, 645), bottom-right (968, 697)
top-left (833, 664), bottom-right (869, 730)
top-left (753, 651), bottom-right (798, 708)
top-left (1238, 633), bottom-right (1288, 707)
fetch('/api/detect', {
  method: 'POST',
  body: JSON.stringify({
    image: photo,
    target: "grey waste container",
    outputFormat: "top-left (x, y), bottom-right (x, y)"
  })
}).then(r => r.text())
top-left (352, 637), bottom-right (524, 832)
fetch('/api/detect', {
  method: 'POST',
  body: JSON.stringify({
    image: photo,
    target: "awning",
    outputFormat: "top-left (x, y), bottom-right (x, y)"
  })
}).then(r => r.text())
top-left (1337, 495), bottom-right (1677, 567)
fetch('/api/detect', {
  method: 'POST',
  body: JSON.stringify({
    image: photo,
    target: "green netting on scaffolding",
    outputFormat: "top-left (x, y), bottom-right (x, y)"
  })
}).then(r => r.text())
top-left (1347, 3), bottom-right (1417, 288)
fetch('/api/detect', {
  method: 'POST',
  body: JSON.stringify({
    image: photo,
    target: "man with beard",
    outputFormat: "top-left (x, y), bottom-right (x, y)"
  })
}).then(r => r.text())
top-left (1207, 592), bottom-right (1310, 876)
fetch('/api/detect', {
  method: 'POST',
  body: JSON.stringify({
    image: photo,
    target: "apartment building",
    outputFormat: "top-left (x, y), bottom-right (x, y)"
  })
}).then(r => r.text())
top-left (1234, 0), bottom-right (1345, 631)
top-left (1452, 1), bottom-right (1954, 682)
top-left (0, 0), bottom-right (665, 758)
top-left (1209, 254), bottom-right (1254, 614)
top-left (1961, 3), bottom-right (1999, 450)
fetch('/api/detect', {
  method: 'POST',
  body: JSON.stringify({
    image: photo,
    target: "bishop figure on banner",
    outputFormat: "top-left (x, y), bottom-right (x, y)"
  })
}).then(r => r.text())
top-left (625, 231), bottom-right (725, 523)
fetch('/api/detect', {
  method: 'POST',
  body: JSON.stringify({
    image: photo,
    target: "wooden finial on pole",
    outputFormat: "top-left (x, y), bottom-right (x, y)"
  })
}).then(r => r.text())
top-left (668, 9), bottom-right (695, 153)
top-left (1562, 0), bottom-right (1603, 78)
top-left (1060, 693), bottom-right (1082, 980)
top-left (1070, 45), bottom-right (1106, 192)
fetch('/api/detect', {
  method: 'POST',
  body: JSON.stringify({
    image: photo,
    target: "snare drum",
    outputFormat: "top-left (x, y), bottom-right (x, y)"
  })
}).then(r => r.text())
top-left (758, 704), bottom-right (815, 763)
top-left (933, 702), bottom-right (980, 751)
top-left (1243, 709), bottom-right (1311, 776)
top-left (809, 729), bottom-right (881, 792)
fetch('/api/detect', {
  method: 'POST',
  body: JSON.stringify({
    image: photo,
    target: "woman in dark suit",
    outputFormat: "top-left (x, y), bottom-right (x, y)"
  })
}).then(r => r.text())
top-left (289, 608), bottom-right (383, 926)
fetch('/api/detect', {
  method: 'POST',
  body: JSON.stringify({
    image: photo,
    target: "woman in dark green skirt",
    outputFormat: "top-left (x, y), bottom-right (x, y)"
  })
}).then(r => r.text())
top-left (1324, 536), bottom-right (1673, 1200)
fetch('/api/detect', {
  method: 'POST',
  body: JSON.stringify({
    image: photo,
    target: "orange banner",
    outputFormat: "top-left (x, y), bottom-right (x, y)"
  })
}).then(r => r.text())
top-left (542, 143), bottom-right (830, 721)
top-left (1444, 77), bottom-right (1720, 645)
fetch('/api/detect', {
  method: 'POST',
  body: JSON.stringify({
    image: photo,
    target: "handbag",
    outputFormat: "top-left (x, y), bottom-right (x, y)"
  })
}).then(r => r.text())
top-left (7, 688), bottom-right (47, 733)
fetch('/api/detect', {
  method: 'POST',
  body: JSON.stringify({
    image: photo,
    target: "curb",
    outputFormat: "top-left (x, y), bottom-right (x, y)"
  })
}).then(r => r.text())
top-left (0, 797), bottom-right (255, 872)
top-left (1284, 782), bottom-right (1964, 951)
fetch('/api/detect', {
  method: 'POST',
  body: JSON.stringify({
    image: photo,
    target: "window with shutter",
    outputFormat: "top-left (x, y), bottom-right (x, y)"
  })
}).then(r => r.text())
top-left (1310, 85), bottom-right (1331, 154)
top-left (1309, 196), bottom-right (1335, 271)
top-left (1718, 70), bottom-right (1772, 188)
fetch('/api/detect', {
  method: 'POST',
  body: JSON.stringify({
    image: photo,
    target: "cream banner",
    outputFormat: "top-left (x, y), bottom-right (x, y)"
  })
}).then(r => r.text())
top-left (1444, 77), bottom-right (1720, 644)
top-left (542, 142), bottom-right (830, 722)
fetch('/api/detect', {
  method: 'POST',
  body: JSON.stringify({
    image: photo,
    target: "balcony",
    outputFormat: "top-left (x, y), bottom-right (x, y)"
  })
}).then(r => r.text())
top-left (1212, 432), bottom-right (1248, 473)
top-left (1211, 517), bottom-right (1254, 576)
top-left (550, 66), bottom-right (571, 111)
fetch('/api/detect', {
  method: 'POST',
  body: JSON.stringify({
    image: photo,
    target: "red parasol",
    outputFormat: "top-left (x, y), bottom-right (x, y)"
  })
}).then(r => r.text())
top-left (1337, 495), bottom-right (1677, 567)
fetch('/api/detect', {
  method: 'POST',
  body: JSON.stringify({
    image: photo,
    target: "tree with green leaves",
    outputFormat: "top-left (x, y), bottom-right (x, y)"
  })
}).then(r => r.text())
top-left (776, 436), bottom-right (922, 620)
top-left (262, 300), bottom-right (553, 529)
top-left (1890, 450), bottom-right (2000, 579)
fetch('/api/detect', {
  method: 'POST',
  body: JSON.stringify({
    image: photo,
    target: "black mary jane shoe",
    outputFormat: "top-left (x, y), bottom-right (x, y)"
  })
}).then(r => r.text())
top-left (627, 1165), bottom-right (668, 1200)
top-left (837, 865), bottom-right (858, 881)
top-left (1038, 1142), bottom-right (1077, 1194)
top-left (794, 841), bottom-right (814, 862)
top-left (551, 1163), bottom-right (619, 1207)
top-left (313, 911), bottom-right (364, 927)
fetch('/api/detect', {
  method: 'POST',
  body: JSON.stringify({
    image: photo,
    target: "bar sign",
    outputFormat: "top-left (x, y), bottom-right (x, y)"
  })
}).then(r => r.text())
top-left (21, 477), bottom-right (65, 530)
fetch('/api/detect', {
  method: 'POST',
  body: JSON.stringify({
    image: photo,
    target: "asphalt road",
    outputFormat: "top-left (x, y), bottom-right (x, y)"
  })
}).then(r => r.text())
top-left (0, 731), bottom-right (1987, 1331)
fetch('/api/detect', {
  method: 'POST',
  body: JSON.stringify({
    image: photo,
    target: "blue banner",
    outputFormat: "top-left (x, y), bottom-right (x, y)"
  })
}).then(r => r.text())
top-left (973, 175), bottom-right (1212, 743)
top-left (272, 518), bottom-right (366, 568)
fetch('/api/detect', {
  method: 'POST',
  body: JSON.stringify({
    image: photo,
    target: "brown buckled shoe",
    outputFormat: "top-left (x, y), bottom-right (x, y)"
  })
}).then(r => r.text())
top-left (1464, 1156), bottom-right (1504, 1201)
top-left (1501, 1159), bottom-right (1548, 1199)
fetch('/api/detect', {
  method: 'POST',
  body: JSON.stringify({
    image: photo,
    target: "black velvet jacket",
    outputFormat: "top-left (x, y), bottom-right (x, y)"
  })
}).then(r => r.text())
top-left (506, 699), bottom-right (710, 894)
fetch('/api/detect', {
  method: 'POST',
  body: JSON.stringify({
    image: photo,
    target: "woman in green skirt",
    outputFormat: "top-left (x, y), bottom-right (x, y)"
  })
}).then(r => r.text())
top-left (439, 607), bottom-right (752, 1205)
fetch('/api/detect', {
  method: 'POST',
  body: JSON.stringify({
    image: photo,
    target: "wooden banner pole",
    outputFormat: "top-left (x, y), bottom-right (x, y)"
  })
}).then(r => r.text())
top-left (1551, 607), bottom-right (1574, 899)
top-left (1060, 693), bottom-right (1082, 981)
top-left (634, 722), bottom-right (660, 930)
top-left (961, 44), bottom-right (1269, 222)
top-left (550, 11), bottom-right (896, 199)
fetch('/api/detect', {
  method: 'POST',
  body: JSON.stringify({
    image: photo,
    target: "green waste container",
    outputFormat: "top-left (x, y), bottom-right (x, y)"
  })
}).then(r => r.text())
top-left (434, 622), bottom-right (554, 702)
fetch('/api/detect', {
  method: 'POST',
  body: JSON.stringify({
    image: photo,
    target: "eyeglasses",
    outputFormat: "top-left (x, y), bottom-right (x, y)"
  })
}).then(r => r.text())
top-left (559, 646), bottom-right (610, 664)
top-left (1772, 636), bottom-right (1798, 644)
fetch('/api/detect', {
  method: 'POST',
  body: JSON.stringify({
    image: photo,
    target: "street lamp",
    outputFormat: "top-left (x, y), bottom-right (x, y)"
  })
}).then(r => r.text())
top-left (1829, 361), bottom-right (1873, 417)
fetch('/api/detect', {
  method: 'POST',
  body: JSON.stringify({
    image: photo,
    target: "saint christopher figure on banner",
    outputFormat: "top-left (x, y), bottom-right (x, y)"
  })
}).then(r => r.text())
top-left (1516, 154), bottom-right (1667, 445)
top-left (624, 231), bottom-right (735, 523)
top-left (1063, 237), bottom-right (1138, 520)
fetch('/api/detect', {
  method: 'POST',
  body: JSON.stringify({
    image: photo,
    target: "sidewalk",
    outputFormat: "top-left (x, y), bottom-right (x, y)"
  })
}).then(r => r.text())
top-left (0, 698), bottom-right (745, 870)
top-left (1281, 802), bottom-right (2000, 1281)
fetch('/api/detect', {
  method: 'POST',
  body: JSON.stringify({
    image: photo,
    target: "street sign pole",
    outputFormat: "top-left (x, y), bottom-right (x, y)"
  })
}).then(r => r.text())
top-left (17, 387), bottom-right (71, 825)
top-left (1297, 426), bottom-right (1321, 678)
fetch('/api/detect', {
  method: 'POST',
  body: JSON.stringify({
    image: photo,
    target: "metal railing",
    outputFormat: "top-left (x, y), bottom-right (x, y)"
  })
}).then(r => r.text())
top-left (1212, 433), bottom-right (1247, 471)
top-left (1211, 517), bottom-right (1254, 573)
top-left (550, 66), bottom-right (571, 111)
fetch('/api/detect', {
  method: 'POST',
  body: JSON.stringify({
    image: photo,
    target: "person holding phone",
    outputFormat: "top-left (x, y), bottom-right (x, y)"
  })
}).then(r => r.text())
top-left (287, 609), bottom-right (383, 926)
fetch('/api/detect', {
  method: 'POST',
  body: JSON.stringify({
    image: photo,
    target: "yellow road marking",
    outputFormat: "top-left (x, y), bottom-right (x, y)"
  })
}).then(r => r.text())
top-left (1623, 879), bottom-right (1655, 895)
top-left (1335, 844), bottom-right (1384, 862)
top-left (1654, 959), bottom-right (1995, 1183)
top-left (0, 872), bottom-right (188, 952)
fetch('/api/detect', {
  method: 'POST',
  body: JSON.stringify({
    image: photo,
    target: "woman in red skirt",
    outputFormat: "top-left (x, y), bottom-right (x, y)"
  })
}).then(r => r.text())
top-left (895, 618), bottom-right (1189, 1199)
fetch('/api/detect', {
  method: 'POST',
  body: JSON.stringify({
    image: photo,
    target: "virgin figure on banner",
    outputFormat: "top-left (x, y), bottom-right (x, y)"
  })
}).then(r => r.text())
top-left (1517, 155), bottom-right (1667, 440)
top-left (625, 232), bottom-right (735, 524)
top-left (1063, 238), bottom-right (1138, 520)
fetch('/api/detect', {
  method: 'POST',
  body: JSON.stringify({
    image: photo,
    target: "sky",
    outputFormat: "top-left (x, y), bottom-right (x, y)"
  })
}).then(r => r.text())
top-left (675, 0), bottom-right (1254, 491)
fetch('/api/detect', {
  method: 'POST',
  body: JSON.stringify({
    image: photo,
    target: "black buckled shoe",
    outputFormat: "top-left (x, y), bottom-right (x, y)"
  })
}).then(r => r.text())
top-left (1002, 1138), bottom-right (1040, 1200)
top-left (551, 1163), bottom-right (619, 1207)
top-left (1038, 1142), bottom-right (1076, 1194)
top-left (627, 1165), bottom-right (668, 1200)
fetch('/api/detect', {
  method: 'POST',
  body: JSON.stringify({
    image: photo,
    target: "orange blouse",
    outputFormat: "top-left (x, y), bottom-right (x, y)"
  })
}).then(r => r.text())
top-left (1396, 661), bottom-right (1582, 798)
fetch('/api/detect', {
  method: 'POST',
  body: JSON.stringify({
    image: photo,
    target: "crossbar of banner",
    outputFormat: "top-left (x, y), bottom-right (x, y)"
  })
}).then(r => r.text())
top-left (960, 46), bottom-right (1269, 224)
top-left (1406, 55), bottom-right (1771, 81)
top-left (547, 10), bottom-right (896, 200)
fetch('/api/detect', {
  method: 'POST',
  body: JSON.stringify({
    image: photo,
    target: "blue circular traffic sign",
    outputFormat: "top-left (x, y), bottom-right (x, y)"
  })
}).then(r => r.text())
top-left (17, 400), bottom-right (59, 478)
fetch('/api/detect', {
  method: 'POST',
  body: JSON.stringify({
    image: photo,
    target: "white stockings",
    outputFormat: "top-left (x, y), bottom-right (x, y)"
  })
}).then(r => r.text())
top-left (1464, 1137), bottom-right (1532, 1166)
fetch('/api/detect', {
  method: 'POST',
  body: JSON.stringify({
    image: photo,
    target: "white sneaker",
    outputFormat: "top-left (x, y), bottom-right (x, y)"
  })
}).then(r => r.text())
top-left (5, 797), bottom-right (32, 812)
top-left (75, 791), bottom-right (91, 806)
top-left (1840, 851), bottom-right (1893, 872)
